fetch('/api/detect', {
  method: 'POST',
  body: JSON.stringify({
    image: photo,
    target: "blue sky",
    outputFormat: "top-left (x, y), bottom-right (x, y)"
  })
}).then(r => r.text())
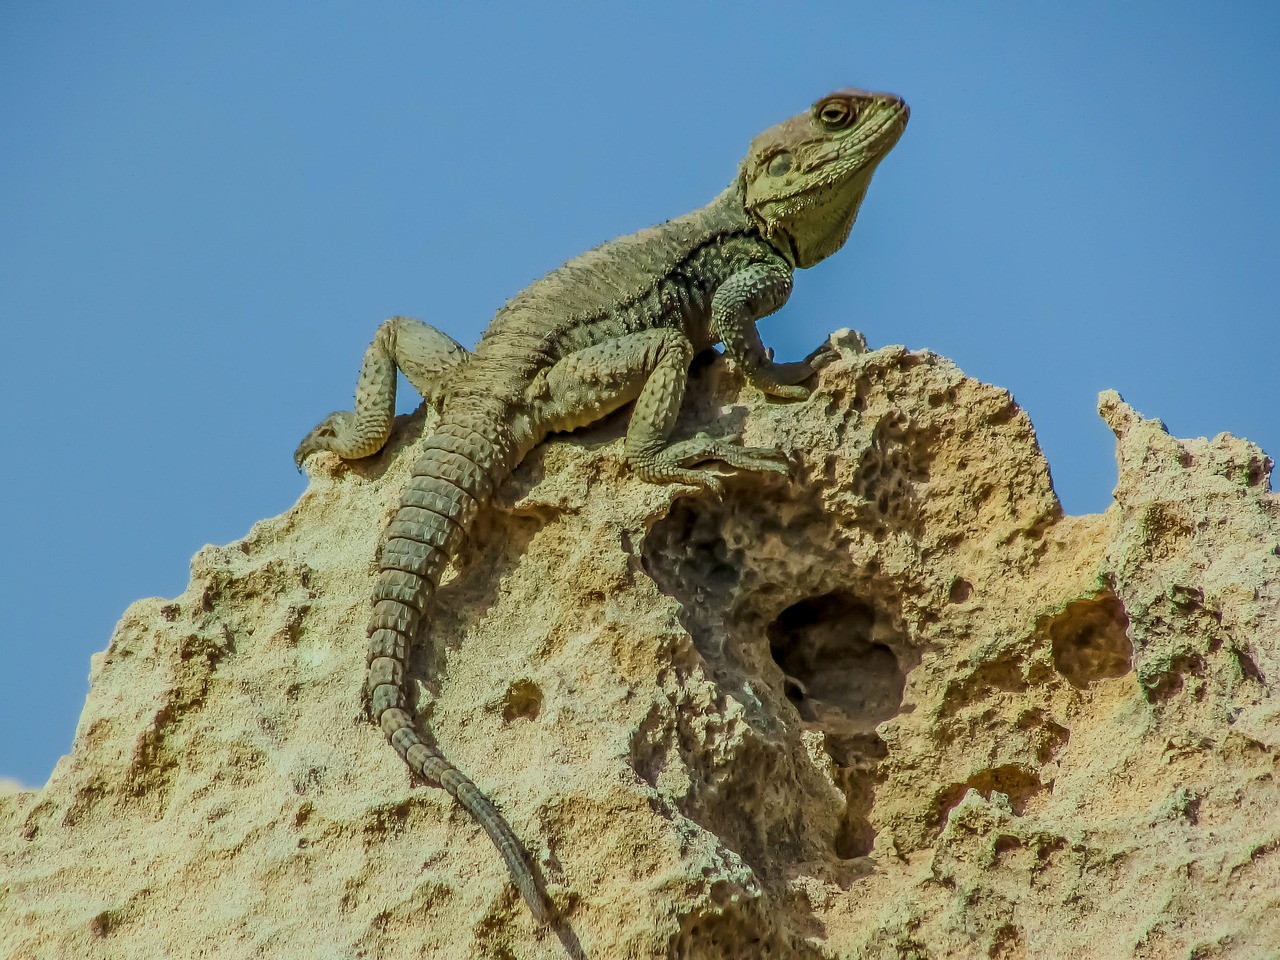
top-left (3, 3), bottom-right (1278, 787)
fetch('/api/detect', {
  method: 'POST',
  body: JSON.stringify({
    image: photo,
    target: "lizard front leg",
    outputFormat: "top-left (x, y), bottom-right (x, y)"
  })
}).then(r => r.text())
top-left (295, 316), bottom-right (469, 467)
top-left (712, 260), bottom-right (838, 400)
top-left (538, 329), bottom-right (788, 494)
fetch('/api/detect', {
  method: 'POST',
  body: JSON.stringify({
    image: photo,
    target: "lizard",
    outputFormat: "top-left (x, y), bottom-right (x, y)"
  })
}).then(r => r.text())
top-left (294, 88), bottom-right (909, 923)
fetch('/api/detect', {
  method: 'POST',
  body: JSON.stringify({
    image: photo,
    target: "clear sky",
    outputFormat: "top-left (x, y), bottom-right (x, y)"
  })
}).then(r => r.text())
top-left (2, 3), bottom-right (1278, 787)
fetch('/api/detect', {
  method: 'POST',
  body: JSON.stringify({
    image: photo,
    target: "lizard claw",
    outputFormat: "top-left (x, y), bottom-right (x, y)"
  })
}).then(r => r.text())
top-left (755, 359), bottom-right (823, 396)
top-left (294, 411), bottom-right (351, 468)
top-left (632, 434), bottom-right (791, 491)
top-left (803, 339), bottom-right (842, 372)
top-left (754, 334), bottom-right (849, 398)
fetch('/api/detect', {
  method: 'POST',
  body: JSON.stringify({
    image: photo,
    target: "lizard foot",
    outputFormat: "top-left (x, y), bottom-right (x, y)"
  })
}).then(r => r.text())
top-left (631, 433), bottom-right (790, 494)
top-left (802, 337), bottom-right (843, 372)
top-left (756, 339), bottom-right (842, 399)
top-left (294, 411), bottom-right (357, 469)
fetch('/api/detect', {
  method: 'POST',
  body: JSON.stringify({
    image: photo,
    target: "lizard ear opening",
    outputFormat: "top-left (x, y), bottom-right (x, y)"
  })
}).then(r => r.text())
top-left (765, 151), bottom-right (794, 178)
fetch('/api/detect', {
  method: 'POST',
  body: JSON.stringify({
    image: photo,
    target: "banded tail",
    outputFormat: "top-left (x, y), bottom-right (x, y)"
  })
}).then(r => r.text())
top-left (363, 406), bottom-right (549, 921)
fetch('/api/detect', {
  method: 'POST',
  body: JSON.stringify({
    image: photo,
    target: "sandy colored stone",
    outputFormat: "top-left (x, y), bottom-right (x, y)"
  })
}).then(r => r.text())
top-left (2, 339), bottom-right (1277, 959)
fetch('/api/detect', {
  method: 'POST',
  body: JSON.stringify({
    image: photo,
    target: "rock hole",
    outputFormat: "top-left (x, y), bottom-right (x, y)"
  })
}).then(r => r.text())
top-left (502, 679), bottom-right (543, 722)
top-left (767, 592), bottom-right (907, 859)
top-left (826, 732), bottom-right (888, 858)
top-left (935, 763), bottom-right (1044, 824)
top-left (966, 764), bottom-right (1043, 814)
top-left (1234, 646), bottom-right (1266, 686)
top-left (90, 908), bottom-right (123, 938)
top-left (1139, 651), bottom-right (1206, 701)
top-left (993, 835), bottom-right (1022, 858)
top-left (1246, 456), bottom-right (1268, 487)
top-left (782, 677), bottom-right (806, 708)
top-left (949, 578), bottom-right (972, 604)
top-left (985, 397), bottom-right (1019, 425)
top-left (768, 593), bottom-right (905, 728)
top-left (1044, 591), bottom-right (1132, 688)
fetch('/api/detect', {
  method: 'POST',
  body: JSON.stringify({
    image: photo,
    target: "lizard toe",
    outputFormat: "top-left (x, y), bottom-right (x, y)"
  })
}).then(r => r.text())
top-left (293, 412), bottom-right (344, 467)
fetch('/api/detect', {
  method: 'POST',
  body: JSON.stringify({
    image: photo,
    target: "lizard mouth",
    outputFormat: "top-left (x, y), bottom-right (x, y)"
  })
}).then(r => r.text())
top-left (816, 108), bottom-right (907, 174)
top-left (853, 107), bottom-right (909, 153)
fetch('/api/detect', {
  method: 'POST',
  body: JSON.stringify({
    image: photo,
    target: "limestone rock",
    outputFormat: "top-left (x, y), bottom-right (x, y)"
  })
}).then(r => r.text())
top-left (2, 341), bottom-right (1277, 959)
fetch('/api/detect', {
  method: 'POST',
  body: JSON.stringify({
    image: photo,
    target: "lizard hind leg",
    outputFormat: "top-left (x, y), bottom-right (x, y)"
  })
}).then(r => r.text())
top-left (295, 316), bottom-right (470, 467)
top-left (538, 328), bottom-right (789, 496)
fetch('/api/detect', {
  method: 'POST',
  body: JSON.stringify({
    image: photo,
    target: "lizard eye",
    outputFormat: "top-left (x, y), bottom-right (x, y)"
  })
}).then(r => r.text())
top-left (765, 151), bottom-right (793, 177)
top-left (816, 99), bottom-right (857, 129)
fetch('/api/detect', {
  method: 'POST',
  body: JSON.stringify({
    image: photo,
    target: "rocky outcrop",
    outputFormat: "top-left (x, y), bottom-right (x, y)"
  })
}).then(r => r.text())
top-left (3, 336), bottom-right (1277, 959)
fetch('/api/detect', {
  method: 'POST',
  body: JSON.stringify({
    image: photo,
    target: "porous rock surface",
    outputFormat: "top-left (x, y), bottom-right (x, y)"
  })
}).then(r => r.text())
top-left (2, 337), bottom-right (1278, 959)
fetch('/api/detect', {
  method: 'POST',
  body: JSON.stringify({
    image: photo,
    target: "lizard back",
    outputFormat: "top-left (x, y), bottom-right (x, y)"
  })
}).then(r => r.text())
top-left (453, 187), bottom-right (760, 402)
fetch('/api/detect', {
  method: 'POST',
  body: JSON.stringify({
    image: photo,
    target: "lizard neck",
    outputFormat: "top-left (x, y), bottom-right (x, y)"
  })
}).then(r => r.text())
top-left (701, 181), bottom-right (757, 239)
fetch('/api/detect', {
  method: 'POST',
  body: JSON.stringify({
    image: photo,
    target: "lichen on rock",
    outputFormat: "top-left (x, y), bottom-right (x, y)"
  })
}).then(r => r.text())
top-left (2, 341), bottom-right (1277, 959)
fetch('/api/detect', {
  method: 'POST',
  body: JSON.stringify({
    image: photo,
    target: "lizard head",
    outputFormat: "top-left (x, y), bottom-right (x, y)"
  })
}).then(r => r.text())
top-left (741, 88), bottom-right (909, 269)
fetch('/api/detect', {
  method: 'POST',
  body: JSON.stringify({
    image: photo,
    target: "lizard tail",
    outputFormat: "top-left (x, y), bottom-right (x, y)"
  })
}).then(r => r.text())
top-left (364, 411), bottom-right (550, 922)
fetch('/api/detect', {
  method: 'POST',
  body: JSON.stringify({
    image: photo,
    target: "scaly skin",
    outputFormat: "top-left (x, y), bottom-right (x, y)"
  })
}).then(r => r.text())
top-left (296, 88), bottom-right (909, 923)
